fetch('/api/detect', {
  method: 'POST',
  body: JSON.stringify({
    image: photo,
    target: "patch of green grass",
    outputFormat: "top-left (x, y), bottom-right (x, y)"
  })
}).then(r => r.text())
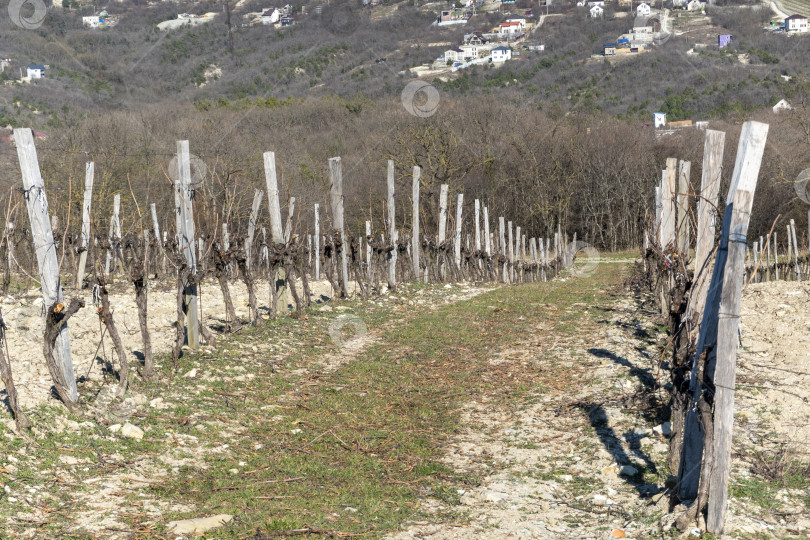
top-left (0, 265), bottom-right (631, 537)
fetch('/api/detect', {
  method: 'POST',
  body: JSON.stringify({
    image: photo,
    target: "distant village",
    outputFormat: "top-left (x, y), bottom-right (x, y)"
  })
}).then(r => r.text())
top-left (2, 0), bottom-right (808, 92)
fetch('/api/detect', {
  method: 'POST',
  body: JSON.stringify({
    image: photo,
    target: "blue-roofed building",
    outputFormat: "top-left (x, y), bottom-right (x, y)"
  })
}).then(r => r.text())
top-left (27, 65), bottom-right (45, 79)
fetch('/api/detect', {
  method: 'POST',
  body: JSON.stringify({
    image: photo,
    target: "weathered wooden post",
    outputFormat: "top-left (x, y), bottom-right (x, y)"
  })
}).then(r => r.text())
top-left (454, 193), bottom-right (463, 270)
top-left (387, 160), bottom-right (397, 289)
top-left (105, 195), bottom-right (121, 275)
top-left (507, 221), bottom-right (514, 283)
top-left (284, 197), bottom-right (296, 244)
top-left (774, 232), bottom-right (780, 280)
top-left (483, 206), bottom-right (490, 255)
top-left (686, 130), bottom-right (725, 330)
top-left (412, 166), bottom-right (421, 281)
top-left (438, 184), bottom-right (448, 280)
top-left (677, 160), bottom-right (691, 254)
top-left (263, 151), bottom-right (288, 307)
top-left (328, 157), bottom-right (349, 296)
top-left (499, 217), bottom-right (506, 282)
top-left (675, 122), bottom-right (768, 530)
top-left (175, 140), bottom-right (199, 348)
top-left (314, 203), bottom-right (320, 281)
top-left (14, 127), bottom-right (78, 403)
top-left (365, 220), bottom-right (372, 281)
top-left (707, 122), bottom-right (768, 534)
top-left (75, 162), bottom-right (94, 289)
top-left (245, 189), bottom-right (263, 272)
top-left (473, 199), bottom-right (481, 271)
top-left (790, 219), bottom-right (801, 280)
top-left (660, 158), bottom-right (677, 249)
top-left (515, 226), bottom-right (521, 282)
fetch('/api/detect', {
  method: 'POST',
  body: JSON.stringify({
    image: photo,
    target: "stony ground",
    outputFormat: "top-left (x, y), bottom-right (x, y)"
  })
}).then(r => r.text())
top-left (0, 261), bottom-right (807, 539)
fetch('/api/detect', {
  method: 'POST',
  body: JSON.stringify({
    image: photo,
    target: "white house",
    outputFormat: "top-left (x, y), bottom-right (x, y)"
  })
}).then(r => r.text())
top-left (653, 112), bottom-right (666, 128)
top-left (498, 20), bottom-right (525, 34)
top-left (590, 5), bottom-right (604, 18)
top-left (686, 0), bottom-right (704, 11)
top-left (491, 46), bottom-right (512, 62)
top-left (459, 43), bottom-right (479, 59)
top-left (772, 99), bottom-right (793, 113)
top-left (785, 14), bottom-right (809, 33)
top-left (261, 8), bottom-right (280, 25)
top-left (27, 64), bottom-right (45, 79)
top-left (82, 15), bottom-right (101, 28)
top-left (444, 48), bottom-right (464, 63)
top-left (636, 2), bottom-right (651, 16)
top-left (587, 1), bottom-right (605, 6)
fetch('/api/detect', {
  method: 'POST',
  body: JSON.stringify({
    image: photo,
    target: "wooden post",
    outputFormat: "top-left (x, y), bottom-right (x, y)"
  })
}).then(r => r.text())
top-left (14, 128), bottom-right (78, 401)
top-left (774, 232), bottom-right (780, 281)
top-left (787, 225), bottom-right (793, 280)
top-left (507, 221), bottom-right (514, 283)
top-left (687, 130), bottom-right (725, 330)
top-left (245, 189), bottom-right (263, 272)
top-left (438, 184), bottom-right (448, 280)
top-left (263, 151), bottom-right (288, 307)
top-left (329, 157), bottom-right (348, 296)
top-left (474, 199), bottom-right (481, 256)
top-left (412, 166), bottom-right (421, 281)
top-left (365, 220), bottom-right (372, 281)
top-left (284, 197), bottom-right (296, 244)
top-left (677, 160), bottom-right (691, 254)
top-left (75, 162), bottom-right (94, 289)
top-left (660, 158), bottom-right (677, 249)
top-left (105, 195), bottom-right (121, 275)
top-left (790, 219), bottom-right (801, 280)
top-left (263, 152), bottom-right (284, 244)
top-left (675, 122), bottom-right (767, 532)
top-left (176, 140), bottom-right (199, 348)
top-left (150, 203), bottom-right (166, 277)
top-left (707, 123), bottom-right (768, 534)
top-left (314, 203), bottom-right (320, 281)
top-left (454, 193), bottom-right (463, 269)
top-left (654, 186), bottom-right (662, 243)
top-left (387, 160), bottom-right (397, 289)
top-left (499, 217), bottom-right (506, 282)
top-left (766, 235), bottom-right (772, 281)
top-left (483, 206), bottom-right (490, 255)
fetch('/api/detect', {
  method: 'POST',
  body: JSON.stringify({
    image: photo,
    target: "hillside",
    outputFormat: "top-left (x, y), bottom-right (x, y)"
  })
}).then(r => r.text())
top-left (1, 0), bottom-right (809, 130)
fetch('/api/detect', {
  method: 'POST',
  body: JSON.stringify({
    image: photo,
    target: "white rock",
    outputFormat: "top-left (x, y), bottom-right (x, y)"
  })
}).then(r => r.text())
top-left (120, 423), bottom-right (144, 440)
top-left (184, 368), bottom-right (198, 378)
top-left (59, 455), bottom-right (78, 465)
top-left (619, 465), bottom-right (639, 476)
top-left (109, 424), bottom-right (122, 433)
top-left (149, 397), bottom-right (164, 408)
top-left (483, 491), bottom-right (509, 502)
top-left (653, 421), bottom-right (672, 437)
top-left (167, 514), bottom-right (233, 535)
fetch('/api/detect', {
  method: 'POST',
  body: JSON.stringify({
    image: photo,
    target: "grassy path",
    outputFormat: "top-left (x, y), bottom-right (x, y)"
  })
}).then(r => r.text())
top-left (0, 258), bottom-right (643, 538)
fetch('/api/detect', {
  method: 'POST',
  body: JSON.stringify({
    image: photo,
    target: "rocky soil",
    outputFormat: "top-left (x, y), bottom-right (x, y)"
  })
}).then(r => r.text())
top-left (388, 277), bottom-right (810, 539)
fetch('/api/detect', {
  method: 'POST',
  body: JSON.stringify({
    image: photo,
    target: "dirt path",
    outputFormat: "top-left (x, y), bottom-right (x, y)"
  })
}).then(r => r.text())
top-left (387, 267), bottom-right (810, 539)
top-left (388, 260), bottom-right (673, 539)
